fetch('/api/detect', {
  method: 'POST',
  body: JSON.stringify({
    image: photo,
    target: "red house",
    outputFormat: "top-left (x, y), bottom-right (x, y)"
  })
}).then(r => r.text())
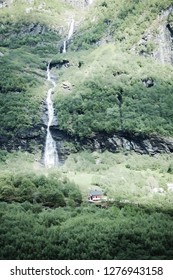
top-left (88, 190), bottom-right (104, 201)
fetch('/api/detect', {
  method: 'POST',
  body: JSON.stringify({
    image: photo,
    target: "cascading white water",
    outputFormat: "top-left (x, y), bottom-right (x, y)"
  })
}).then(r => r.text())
top-left (44, 19), bottom-right (75, 167)
top-left (68, 19), bottom-right (75, 40)
top-left (88, 0), bottom-right (94, 5)
top-left (44, 63), bottom-right (59, 168)
top-left (63, 40), bottom-right (66, 53)
top-left (62, 19), bottom-right (74, 54)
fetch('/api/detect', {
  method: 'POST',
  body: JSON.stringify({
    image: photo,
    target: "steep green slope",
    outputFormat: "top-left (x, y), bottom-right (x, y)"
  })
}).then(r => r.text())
top-left (0, 0), bottom-right (76, 151)
top-left (71, 0), bottom-right (173, 50)
top-left (0, 0), bottom-right (173, 261)
top-left (1, 0), bottom-right (173, 151)
top-left (54, 45), bottom-right (173, 138)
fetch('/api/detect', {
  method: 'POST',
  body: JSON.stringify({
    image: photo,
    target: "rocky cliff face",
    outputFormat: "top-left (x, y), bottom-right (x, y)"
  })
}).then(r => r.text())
top-left (132, 6), bottom-right (173, 64)
top-left (51, 129), bottom-right (173, 158)
top-left (153, 7), bottom-right (173, 64)
top-left (0, 125), bottom-right (46, 153)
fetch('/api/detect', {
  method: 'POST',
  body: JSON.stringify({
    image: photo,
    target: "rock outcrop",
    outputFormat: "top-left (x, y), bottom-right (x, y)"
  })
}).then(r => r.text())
top-left (76, 132), bottom-right (173, 155)
top-left (0, 125), bottom-right (46, 153)
top-left (132, 6), bottom-right (173, 65)
top-left (49, 129), bottom-right (173, 159)
top-left (153, 7), bottom-right (173, 64)
top-left (64, 0), bottom-right (94, 9)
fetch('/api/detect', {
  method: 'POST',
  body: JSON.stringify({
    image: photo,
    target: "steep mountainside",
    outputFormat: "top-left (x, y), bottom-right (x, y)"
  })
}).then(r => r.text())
top-left (0, 0), bottom-right (77, 155)
top-left (0, 0), bottom-right (173, 157)
top-left (1, 0), bottom-right (173, 261)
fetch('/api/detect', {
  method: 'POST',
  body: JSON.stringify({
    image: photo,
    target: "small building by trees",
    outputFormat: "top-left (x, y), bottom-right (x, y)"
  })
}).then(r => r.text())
top-left (88, 190), bottom-right (105, 202)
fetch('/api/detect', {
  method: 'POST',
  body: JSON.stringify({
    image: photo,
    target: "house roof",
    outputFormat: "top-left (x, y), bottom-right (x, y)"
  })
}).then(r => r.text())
top-left (89, 190), bottom-right (103, 196)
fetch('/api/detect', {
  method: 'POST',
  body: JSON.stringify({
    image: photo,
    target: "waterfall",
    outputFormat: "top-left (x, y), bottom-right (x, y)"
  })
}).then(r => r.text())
top-left (44, 19), bottom-right (76, 167)
top-left (68, 19), bottom-right (75, 40)
top-left (61, 19), bottom-right (74, 53)
top-left (44, 63), bottom-right (59, 168)
top-left (63, 40), bottom-right (67, 53)
top-left (88, 0), bottom-right (94, 4)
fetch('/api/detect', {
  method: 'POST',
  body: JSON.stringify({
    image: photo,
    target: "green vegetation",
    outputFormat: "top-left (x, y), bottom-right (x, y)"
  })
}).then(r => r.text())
top-left (0, 1), bottom-right (66, 141)
top-left (63, 151), bottom-right (173, 210)
top-left (0, 171), bottom-right (82, 207)
top-left (0, 49), bottom-right (45, 139)
top-left (0, 0), bottom-right (72, 27)
top-left (168, 12), bottom-right (173, 29)
top-left (1, 0), bottom-right (173, 260)
top-left (0, 149), bottom-right (173, 260)
top-left (55, 47), bottom-right (173, 138)
top-left (71, 0), bottom-right (173, 50)
top-left (1, 201), bottom-right (173, 259)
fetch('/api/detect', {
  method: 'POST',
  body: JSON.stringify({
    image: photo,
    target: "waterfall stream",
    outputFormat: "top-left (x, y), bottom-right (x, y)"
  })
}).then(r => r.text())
top-left (62, 40), bottom-right (66, 53)
top-left (68, 19), bottom-right (74, 40)
top-left (44, 63), bottom-right (59, 168)
top-left (44, 19), bottom-right (75, 167)
top-left (62, 19), bottom-right (75, 53)
top-left (88, 0), bottom-right (94, 4)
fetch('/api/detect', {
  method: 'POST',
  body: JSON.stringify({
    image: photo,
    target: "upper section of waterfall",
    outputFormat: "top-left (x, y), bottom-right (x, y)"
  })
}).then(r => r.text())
top-left (68, 19), bottom-right (75, 40)
top-left (44, 63), bottom-right (59, 168)
top-left (46, 63), bottom-right (56, 128)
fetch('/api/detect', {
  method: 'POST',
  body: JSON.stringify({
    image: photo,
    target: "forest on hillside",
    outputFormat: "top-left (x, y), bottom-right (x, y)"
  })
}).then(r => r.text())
top-left (0, 0), bottom-right (173, 260)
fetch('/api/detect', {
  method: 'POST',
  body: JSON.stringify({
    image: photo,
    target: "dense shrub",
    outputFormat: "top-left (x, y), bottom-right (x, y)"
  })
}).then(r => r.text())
top-left (0, 203), bottom-right (173, 259)
top-left (0, 173), bottom-right (82, 207)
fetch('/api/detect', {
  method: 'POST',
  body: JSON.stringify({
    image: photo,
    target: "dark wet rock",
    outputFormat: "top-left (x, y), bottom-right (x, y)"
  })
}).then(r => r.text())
top-left (1, 124), bottom-right (173, 162)
top-left (0, 125), bottom-right (46, 153)
top-left (18, 23), bottom-right (47, 36)
top-left (50, 60), bottom-right (70, 69)
top-left (55, 131), bottom-right (173, 156)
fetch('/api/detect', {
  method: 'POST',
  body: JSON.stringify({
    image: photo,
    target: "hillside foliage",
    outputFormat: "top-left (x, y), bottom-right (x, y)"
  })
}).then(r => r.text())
top-left (55, 47), bottom-right (173, 138)
top-left (71, 0), bottom-right (173, 50)
top-left (0, 0), bottom-right (173, 261)
top-left (0, 200), bottom-right (173, 259)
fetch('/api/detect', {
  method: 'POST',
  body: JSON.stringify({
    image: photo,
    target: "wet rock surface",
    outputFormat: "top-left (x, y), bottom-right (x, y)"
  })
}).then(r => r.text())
top-left (50, 129), bottom-right (173, 159)
top-left (0, 125), bottom-right (46, 153)
top-left (75, 132), bottom-right (173, 155)
top-left (1, 124), bottom-right (173, 161)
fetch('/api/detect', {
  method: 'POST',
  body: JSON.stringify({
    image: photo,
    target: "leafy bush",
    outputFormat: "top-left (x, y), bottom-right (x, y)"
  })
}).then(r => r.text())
top-left (0, 173), bottom-right (82, 207)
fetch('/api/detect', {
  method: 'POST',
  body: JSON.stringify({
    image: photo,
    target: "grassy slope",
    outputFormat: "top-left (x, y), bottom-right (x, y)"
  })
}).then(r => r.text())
top-left (0, 149), bottom-right (173, 212)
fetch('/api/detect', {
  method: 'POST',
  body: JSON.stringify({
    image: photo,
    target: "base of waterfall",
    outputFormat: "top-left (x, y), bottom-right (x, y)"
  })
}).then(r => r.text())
top-left (44, 130), bottom-right (59, 168)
